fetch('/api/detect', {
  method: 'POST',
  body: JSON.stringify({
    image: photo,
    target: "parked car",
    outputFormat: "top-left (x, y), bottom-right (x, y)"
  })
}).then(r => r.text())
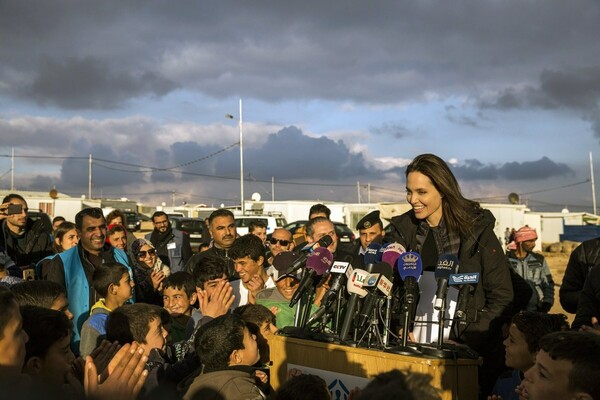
top-left (123, 211), bottom-right (142, 232)
top-left (235, 215), bottom-right (288, 236)
top-left (171, 217), bottom-right (209, 251)
top-left (283, 220), bottom-right (356, 247)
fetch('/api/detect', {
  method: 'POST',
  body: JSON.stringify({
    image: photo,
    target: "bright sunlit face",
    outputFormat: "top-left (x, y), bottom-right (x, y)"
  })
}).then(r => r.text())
top-left (308, 220), bottom-right (338, 254)
top-left (163, 286), bottom-right (196, 317)
top-left (209, 216), bottom-right (236, 249)
top-left (113, 273), bottom-right (135, 304)
top-left (78, 216), bottom-right (107, 255)
top-left (234, 256), bottom-right (264, 284)
top-left (275, 277), bottom-right (299, 301)
top-left (230, 327), bottom-right (260, 367)
top-left (57, 229), bottom-right (79, 252)
top-left (137, 244), bottom-right (157, 269)
top-left (359, 224), bottom-right (383, 251)
top-left (269, 229), bottom-right (293, 257)
top-left (406, 171), bottom-right (444, 227)
top-left (109, 230), bottom-right (127, 250)
top-left (503, 323), bottom-right (535, 371)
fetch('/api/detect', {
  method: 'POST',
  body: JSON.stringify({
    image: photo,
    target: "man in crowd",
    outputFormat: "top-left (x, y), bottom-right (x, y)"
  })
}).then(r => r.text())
top-left (559, 236), bottom-right (600, 314)
top-left (184, 209), bottom-right (238, 279)
top-left (293, 203), bottom-right (331, 247)
top-left (45, 207), bottom-right (131, 351)
top-left (267, 228), bottom-right (295, 265)
top-left (145, 211), bottom-right (192, 273)
top-left (0, 193), bottom-right (53, 277)
top-left (347, 210), bottom-right (385, 269)
top-left (306, 217), bottom-right (338, 256)
top-left (249, 220), bottom-right (267, 246)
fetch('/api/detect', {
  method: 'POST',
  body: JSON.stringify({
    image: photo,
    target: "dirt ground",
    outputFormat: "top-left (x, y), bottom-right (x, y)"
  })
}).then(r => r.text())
top-left (542, 251), bottom-right (574, 324)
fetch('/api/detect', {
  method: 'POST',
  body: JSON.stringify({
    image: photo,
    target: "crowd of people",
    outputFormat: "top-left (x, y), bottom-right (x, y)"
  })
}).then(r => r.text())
top-left (0, 153), bottom-right (600, 400)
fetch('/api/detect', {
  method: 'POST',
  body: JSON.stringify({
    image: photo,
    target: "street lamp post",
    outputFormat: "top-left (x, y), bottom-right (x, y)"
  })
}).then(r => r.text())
top-left (226, 98), bottom-right (244, 215)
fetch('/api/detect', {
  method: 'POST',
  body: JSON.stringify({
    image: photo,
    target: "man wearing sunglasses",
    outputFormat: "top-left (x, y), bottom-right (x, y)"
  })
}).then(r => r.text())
top-left (266, 228), bottom-right (295, 266)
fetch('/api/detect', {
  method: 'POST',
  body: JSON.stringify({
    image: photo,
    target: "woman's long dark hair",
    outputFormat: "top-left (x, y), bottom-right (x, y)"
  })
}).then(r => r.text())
top-left (406, 154), bottom-right (481, 237)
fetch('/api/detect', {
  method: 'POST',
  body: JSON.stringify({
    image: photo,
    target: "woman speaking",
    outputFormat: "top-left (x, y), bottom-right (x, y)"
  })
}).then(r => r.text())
top-left (389, 153), bottom-right (513, 394)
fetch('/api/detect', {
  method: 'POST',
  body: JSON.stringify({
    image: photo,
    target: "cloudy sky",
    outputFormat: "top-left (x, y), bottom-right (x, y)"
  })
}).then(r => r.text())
top-left (1, 1), bottom-right (600, 211)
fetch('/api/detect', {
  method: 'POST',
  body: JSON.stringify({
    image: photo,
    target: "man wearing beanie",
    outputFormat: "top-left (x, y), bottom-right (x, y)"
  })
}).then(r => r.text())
top-left (506, 226), bottom-right (555, 312)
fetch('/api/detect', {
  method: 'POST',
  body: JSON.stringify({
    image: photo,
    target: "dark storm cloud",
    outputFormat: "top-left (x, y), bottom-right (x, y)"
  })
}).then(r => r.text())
top-left (22, 57), bottom-right (177, 109)
top-left (1, 1), bottom-right (599, 108)
top-left (452, 157), bottom-right (573, 181)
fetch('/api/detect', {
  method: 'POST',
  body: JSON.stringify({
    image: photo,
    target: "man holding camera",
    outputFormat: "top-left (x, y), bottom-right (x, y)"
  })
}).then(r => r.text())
top-left (0, 193), bottom-right (53, 277)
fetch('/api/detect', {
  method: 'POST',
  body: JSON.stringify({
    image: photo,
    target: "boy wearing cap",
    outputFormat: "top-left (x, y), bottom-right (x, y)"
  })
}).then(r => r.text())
top-left (256, 251), bottom-right (325, 328)
top-left (506, 226), bottom-right (554, 312)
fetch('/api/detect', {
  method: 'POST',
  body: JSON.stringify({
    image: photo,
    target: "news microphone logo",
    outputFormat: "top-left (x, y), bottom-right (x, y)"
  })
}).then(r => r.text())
top-left (400, 252), bottom-right (421, 271)
top-left (330, 261), bottom-right (350, 274)
top-left (449, 273), bottom-right (480, 285)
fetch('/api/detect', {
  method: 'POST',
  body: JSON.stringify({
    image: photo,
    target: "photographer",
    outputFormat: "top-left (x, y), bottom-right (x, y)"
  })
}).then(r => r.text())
top-left (0, 193), bottom-right (53, 278)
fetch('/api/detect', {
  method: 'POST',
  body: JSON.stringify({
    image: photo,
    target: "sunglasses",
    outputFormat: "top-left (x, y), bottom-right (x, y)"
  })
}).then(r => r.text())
top-left (269, 237), bottom-right (291, 247)
top-left (137, 248), bottom-right (157, 258)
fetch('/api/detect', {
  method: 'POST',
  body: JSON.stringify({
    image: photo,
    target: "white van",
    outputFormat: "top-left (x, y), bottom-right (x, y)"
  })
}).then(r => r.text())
top-left (235, 215), bottom-right (288, 236)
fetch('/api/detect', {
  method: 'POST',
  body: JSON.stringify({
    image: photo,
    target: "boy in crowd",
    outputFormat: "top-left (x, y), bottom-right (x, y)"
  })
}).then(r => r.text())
top-left (0, 286), bottom-right (29, 388)
top-left (249, 220), bottom-right (268, 246)
top-left (256, 251), bottom-right (324, 329)
top-left (183, 314), bottom-right (265, 400)
top-left (522, 331), bottom-right (600, 400)
top-left (229, 234), bottom-right (275, 308)
top-left (234, 304), bottom-right (278, 365)
top-left (106, 303), bottom-right (168, 357)
top-left (80, 262), bottom-right (135, 357)
top-left (186, 255), bottom-right (232, 338)
top-left (490, 311), bottom-right (569, 399)
top-left (162, 271), bottom-right (197, 343)
top-left (11, 279), bottom-right (74, 321)
top-left (21, 306), bottom-right (76, 392)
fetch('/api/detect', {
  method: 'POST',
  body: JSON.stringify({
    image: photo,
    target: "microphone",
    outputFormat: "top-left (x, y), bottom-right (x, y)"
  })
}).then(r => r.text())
top-left (356, 263), bottom-right (394, 331)
top-left (321, 261), bottom-right (352, 310)
top-left (381, 242), bottom-right (406, 268)
top-left (284, 235), bottom-right (333, 275)
top-left (433, 254), bottom-right (459, 311)
top-left (449, 272), bottom-right (480, 320)
top-left (338, 268), bottom-right (369, 340)
top-left (289, 247), bottom-right (333, 307)
top-left (363, 242), bottom-right (383, 272)
top-left (305, 261), bottom-right (352, 326)
top-left (397, 251), bottom-right (423, 305)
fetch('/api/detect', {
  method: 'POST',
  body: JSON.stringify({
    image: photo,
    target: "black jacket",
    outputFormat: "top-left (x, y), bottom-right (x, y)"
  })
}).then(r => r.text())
top-left (389, 209), bottom-right (513, 352)
top-left (559, 237), bottom-right (600, 314)
top-left (0, 218), bottom-right (53, 271)
top-left (572, 265), bottom-right (600, 330)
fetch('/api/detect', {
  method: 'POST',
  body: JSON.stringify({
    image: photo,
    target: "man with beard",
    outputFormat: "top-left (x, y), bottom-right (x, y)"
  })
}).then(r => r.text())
top-left (184, 209), bottom-right (238, 280)
top-left (45, 207), bottom-right (131, 352)
top-left (0, 193), bottom-right (53, 277)
top-left (145, 211), bottom-right (192, 273)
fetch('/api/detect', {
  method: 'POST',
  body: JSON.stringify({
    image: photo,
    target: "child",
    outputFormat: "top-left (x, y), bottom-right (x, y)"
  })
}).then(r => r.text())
top-left (186, 255), bottom-right (230, 338)
top-left (79, 262), bottom-right (135, 357)
top-left (256, 251), bottom-right (323, 329)
top-left (20, 305), bottom-right (76, 391)
top-left (183, 314), bottom-right (265, 400)
top-left (11, 279), bottom-right (74, 321)
top-left (229, 234), bottom-right (275, 307)
top-left (233, 304), bottom-right (278, 365)
top-left (490, 311), bottom-right (568, 399)
top-left (162, 271), bottom-right (197, 343)
top-left (0, 286), bottom-right (29, 387)
top-left (106, 303), bottom-right (168, 357)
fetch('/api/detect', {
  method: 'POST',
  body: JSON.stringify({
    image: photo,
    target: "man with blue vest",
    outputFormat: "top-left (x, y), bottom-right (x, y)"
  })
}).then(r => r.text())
top-left (45, 207), bottom-right (131, 353)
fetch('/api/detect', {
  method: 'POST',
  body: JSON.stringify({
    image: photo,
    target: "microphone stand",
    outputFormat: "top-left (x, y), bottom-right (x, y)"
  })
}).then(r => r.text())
top-left (420, 295), bottom-right (455, 358)
top-left (356, 297), bottom-right (385, 349)
top-left (386, 288), bottom-right (421, 356)
top-left (382, 294), bottom-right (392, 347)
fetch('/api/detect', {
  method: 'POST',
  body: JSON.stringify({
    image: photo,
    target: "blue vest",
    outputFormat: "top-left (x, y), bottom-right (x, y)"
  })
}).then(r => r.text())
top-left (60, 247), bottom-right (131, 351)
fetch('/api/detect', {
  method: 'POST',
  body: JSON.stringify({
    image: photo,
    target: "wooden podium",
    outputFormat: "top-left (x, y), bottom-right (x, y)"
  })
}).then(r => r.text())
top-left (269, 334), bottom-right (481, 400)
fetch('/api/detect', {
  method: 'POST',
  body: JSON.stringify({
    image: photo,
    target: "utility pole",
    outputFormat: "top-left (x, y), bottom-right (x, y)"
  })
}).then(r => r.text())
top-left (88, 154), bottom-right (92, 199)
